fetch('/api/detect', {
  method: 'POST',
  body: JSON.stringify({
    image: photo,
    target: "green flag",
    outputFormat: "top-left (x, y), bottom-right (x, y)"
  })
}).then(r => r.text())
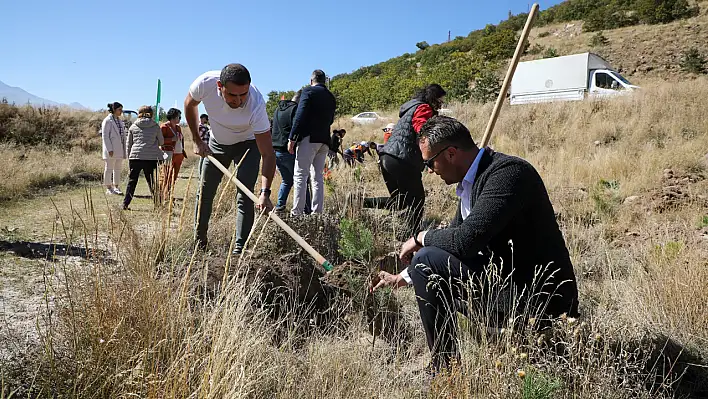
top-left (154, 79), bottom-right (161, 123)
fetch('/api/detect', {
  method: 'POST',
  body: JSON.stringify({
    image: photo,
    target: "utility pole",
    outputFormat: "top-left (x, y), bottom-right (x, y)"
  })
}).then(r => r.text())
top-left (448, 30), bottom-right (451, 42)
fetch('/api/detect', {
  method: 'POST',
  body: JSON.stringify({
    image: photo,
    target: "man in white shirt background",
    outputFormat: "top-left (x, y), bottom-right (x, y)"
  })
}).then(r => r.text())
top-left (184, 63), bottom-right (276, 254)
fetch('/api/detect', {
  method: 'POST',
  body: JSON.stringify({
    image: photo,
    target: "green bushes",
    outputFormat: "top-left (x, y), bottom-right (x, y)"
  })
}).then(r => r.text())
top-left (474, 29), bottom-right (518, 61)
top-left (338, 218), bottom-right (373, 262)
top-left (635, 0), bottom-right (699, 24)
top-left (680, 48), bottom-right (707, 74)
top-left (265, 90), bottom-right (297, 117)
top-left (267, 0), bottom-right (700, 116)
top-left (543, 47), bottom-right (560, 58)
top-left (589, 31), bottom-right (610, 47)
top-left (539, 0), bottom-right (699, 32)
top-left (470, 71), bottom-right (502, 104)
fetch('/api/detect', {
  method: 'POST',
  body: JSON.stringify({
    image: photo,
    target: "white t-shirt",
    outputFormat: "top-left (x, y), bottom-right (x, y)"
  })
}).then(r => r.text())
top-left (189, 71), bottom-right (270, 145)
top-left (174, 134), bottom-right (183, 153)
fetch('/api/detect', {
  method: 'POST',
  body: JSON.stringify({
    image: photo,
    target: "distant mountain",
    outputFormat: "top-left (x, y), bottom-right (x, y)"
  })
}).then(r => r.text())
top-left (68, 102), bottom-right (89, 110)
top-left (0, 80), bottom-right (87, 109)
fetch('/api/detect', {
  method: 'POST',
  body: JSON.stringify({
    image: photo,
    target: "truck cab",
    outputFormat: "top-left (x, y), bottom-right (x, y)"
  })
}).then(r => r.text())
top-left (589, 69), bottom-right (639, 97)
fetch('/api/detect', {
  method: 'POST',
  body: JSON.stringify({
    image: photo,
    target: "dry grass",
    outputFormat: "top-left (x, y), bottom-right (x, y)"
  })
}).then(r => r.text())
top-left (0, 103), bottom-right (107, 202)
top-left (0, 143), bottom-right (104, 202)
top-left (2, 78), bottom-right (708, 398)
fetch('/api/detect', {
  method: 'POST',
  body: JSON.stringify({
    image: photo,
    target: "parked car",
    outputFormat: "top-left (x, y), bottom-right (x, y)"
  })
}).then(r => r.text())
top-left (97, 109), bottom-right (138, 135)
top-left (123, 110), bottom-right (138, 125)
top-left (510, 52), bottom-right (639, 105)
top-left (351, 112), bottom-right (381, 124)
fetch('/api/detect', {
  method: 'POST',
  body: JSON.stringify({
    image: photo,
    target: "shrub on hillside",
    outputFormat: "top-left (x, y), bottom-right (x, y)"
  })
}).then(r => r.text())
top-left (589, 31), bottom-right (609, 47)
top-left (474, 29), bottom-right (518, 61)
top-left (540, 0), bottom-right (696, 31)
top-left (470, 71), bottom-right (501, 104)
top-left (635, 0), bottom-right (699, 24)
top-left (544, 47), bottom-right (560, 58)
top-left (415, 41), bottom-right (430, 51)
top-left (680, 48), bottom-right (707, 74)
top-left (583, 6), bottom-right (639, 32)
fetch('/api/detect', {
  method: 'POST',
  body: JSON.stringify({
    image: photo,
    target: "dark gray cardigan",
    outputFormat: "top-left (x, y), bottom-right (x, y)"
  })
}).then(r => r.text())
top-left (422, 149), bottom-right (579, 318)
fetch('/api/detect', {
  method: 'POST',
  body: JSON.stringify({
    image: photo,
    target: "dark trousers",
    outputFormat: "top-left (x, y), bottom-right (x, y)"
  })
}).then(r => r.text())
top-left (274, 150), bottom-right (311, 212)
top-left (194, 139), bottom-right (261, 251)
top-left (409, 246), bottom-right (486, 371)
top-left (363, 153), bottom-right (425, 232)
top-left (123, 159), bottom-right (158, 208)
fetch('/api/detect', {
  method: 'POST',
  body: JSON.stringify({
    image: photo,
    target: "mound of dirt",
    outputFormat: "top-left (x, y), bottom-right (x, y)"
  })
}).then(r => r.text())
top-left (234, 214), bottom-right (346, 322)
top-left (649, 169), bottom-right (707, 212)
top-left (324, 255), bottom-right (412, 347)
top-left (180, 214), bottom-right (346, 315)
top-left (251, 213), bottom-right (343, 265)
top-left (619, 169), bottom-right (707, 214)
top-left (184, 214), bottom-right (413, 345)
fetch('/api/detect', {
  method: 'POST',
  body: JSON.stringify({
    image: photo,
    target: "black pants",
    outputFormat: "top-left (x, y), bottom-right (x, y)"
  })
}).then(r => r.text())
top-left (123, 160), bottom-right (158, 208)
top-left (363, 153), bottom-right (424, 233)
top-left (409, 246), bottom-right (487, 371)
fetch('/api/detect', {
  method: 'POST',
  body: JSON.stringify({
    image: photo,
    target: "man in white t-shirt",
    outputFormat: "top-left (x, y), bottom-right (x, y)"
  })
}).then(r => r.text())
top-left (184, 63), bottom-right (276, 253)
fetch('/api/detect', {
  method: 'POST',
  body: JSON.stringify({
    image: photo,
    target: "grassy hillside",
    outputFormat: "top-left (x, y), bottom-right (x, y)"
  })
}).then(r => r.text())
top-left (526, 1), bottom-right (708, 80)
top-left (266, 0), bottom-right (708, 116)
top-left (0, 104), bottom-right (108, 202)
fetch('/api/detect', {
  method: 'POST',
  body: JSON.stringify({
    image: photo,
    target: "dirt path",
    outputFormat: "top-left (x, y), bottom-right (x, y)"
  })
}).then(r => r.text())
top-left (0, 165), bottom-right (201, 363)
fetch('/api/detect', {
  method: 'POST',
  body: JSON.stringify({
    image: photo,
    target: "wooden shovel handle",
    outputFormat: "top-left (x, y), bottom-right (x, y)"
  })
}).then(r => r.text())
top-left (206, 155), bottom-right (333, 271)
top-left (480, 3), bottom-right (539, 148)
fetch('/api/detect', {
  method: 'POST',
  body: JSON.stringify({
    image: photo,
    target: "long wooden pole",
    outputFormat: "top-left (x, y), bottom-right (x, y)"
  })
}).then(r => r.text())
top-left (206, 155), bottom-right (334, 271)
top-left (480, 3), bottom-right (539, 148)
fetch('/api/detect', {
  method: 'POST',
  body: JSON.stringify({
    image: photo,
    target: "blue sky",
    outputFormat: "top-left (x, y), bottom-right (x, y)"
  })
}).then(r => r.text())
top-left (0, 0), bottom-right (563, 111)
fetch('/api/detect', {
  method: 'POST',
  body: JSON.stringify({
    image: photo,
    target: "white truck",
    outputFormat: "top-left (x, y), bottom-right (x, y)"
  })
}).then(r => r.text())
top-left (510, 52), bottom-right (639, 105)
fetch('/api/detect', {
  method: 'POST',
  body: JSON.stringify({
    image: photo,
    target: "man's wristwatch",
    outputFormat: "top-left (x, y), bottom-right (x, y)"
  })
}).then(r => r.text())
top-left (413, 232), bottom-right (423, 247)
top-left (260, 188), bottom-right (271, 195)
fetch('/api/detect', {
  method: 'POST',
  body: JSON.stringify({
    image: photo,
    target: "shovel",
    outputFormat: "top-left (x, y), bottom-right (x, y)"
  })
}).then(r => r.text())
top-left (206, 155), bottom-right (335, 271)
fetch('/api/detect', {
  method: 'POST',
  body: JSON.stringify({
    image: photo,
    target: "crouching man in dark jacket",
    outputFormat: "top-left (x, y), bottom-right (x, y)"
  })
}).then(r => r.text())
top-left (371, 116), bottom-right (579, 372)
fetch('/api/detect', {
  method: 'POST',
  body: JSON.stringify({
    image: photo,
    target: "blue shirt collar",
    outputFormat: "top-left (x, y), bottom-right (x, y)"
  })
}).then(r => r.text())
top-left (456, 148), bottom-right (486, 197)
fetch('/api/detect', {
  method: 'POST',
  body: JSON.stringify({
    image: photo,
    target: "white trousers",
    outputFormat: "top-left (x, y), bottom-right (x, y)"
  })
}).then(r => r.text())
top-left (103, 158), bottom-right (123, 187)
top-left (291, 136), bottom-right (328, 215)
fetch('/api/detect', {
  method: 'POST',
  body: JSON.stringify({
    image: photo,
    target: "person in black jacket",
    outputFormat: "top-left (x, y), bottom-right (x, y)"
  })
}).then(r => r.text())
top-left (288, 69), bottom-right (337, 215)
top-left (327, 128), bottom-right (346, 169)
top-left (371, 116), bottom-right (580, 372)
top-left (271, 90), bottom-right (311, 212)
top-left (363, 84), bottom-right (446, 237)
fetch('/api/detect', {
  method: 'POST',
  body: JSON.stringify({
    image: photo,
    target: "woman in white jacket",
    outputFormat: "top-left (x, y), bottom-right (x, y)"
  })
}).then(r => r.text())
top-left (101, 102), bottom-right (127, 195)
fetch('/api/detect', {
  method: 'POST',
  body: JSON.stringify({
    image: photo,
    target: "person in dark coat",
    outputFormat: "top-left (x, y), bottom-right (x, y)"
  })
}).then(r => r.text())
top-left (327, 128), bottom-right (346, 169)
top-left (271, 90), bottom-right (311, 212)
top-left (363, 84), bottom-right (446, 236)
top-left (287, 69), bottom-right (337, 215)
top-left (371, 116), bottom-right (580, 373)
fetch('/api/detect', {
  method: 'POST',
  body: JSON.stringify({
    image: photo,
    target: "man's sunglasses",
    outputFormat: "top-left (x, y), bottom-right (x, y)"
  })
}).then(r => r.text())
top-left (423, 145), bottom-right (454, 169)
